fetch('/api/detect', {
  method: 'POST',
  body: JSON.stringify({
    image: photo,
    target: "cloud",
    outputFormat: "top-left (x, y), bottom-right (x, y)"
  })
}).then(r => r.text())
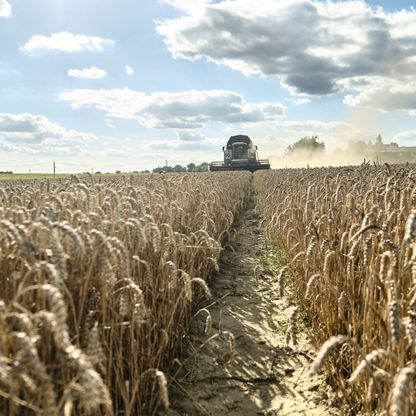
top-left (148, 139), bottom-right (212, 152)
top-left (0, 113), bottom-right (95, 155)
top-left (0, 0), bottom-right (11, 17)
top-left (163, 0), bottom-right (209, 13)
top-left (59, 87), bottom-right (285, 128)
top-left (393, 130), bottom-right (416, 144)
top-left (125, 65), bottom-right (135, 75)
top-left (277, 120), bottom-right (348, 133)
top-left (175, 129), bottom-right (205, 142)
top-left (344, 78), bottom-right (416, 114)
top-left (68, 66), bottom-right (107, 79)
top-left (21, 32), bottom-right (114, 53)
top-left (104, 118), bottom-right (116, 128)
top-left (157, 0), bottom-right (416, 100)
top-left (103, 149), bottom-right (131, 158)
top-left (286, 97), bottom-right (311, 106)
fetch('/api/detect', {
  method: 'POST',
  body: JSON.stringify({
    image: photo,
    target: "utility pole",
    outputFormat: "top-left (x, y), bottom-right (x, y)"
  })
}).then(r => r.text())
top-left (165, 160), bottom-right (168, 172)
top-left (53, 161), bottom-right (56, 178)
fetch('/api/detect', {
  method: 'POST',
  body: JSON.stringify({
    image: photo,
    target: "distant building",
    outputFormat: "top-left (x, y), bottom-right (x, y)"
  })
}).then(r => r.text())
top-left (367, 135), bottom-right (416, 163)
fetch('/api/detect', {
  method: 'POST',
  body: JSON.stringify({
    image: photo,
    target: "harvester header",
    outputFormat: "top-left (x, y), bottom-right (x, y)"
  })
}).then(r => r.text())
top-left (210, 135), bottom-right (270, 172)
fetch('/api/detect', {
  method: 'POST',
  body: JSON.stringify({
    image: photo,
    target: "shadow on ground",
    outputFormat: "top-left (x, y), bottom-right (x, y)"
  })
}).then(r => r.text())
top-left (162, 197), bottom-right (341, 416)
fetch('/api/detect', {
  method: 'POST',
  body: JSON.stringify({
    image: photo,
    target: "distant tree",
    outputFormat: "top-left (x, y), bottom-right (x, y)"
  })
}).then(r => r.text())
top-left (187, 162), bottom-right (196, 172)
top-left (286, 136), bottom-right (325, 155)
top-left (94, 171), bottom-right (102, 174)
top-left (194, 162), bottom-right (209, 172)
top-left (173, 164), bottom-right (186, 172)
top-left (151, 162), bottom-right (207, 173)
top-left (115, 170), bottom-right (122, 174)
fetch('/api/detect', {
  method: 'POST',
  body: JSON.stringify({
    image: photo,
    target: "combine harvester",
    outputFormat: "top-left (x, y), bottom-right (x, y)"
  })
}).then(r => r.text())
top-left (210, 135), bottom-right (270, 172)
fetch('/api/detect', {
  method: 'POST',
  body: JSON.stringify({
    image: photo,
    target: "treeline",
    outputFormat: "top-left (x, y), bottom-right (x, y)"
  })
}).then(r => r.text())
top-left (152, 162), bottom-right (209, 173)
top-left (88, 162), bottom-right (209, 175)
top-left (285, 136), bottom-right (325, 155)
top-left (0, 171), bottom-right (13, 174)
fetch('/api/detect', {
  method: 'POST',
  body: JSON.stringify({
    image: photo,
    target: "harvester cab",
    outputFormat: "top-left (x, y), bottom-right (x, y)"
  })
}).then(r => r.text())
top-left (210, 135), bottom-right (270, 172)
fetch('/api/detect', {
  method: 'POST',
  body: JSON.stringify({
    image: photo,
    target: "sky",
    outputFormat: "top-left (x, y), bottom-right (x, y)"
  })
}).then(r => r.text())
top-left (0, 0), bottom-right (416, 173)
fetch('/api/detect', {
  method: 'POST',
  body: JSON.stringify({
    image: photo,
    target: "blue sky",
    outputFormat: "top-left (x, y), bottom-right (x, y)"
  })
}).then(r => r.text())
top-left (0, 0), bottom-right (415, 172)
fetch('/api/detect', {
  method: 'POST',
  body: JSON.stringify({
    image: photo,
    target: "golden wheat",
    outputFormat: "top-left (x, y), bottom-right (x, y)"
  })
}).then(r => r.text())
top-left (254, 165), bottom-right (416, 414)
top-left (0, 171), bottom-right (251, 415)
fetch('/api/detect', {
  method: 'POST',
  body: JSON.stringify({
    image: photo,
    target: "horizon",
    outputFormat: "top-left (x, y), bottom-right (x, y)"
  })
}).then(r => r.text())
top-left (0, 132), bottom-right (407, 175)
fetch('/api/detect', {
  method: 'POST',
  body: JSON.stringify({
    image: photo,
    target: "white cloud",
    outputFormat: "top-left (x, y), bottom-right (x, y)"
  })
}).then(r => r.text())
top-left (344, 78), bottom-right (416, 114)
top-left (103, 148), bottom-right (131, 158)
top-left (104, 118), bottom-right (116, 128)
top-left (59, 87), bottom-right (285, 128)
top-left (175, 129), bottom-right (205, 142)
top-left (286, 98), bottom-right (311, 106)
top-left (68, 66), bottom-right (107, 79)
top-left (157, 0), bottom-right (416, 103)
top-left (0, 113), bottom-right (95, 155)
top-left (0, 0), bottom-right (11, 18)
top-left (149, 141), bottom-right (210, 153)
top-left (278, 120), bottom-right (348, 132)
top-left (21, 32), bottom-right (114, 53)
top-left (163, 0), bottom-right (209, 13)
top-left (125, 65), bottom-right (135, 75)
top-left (393, 130), bottom-right (416, 144)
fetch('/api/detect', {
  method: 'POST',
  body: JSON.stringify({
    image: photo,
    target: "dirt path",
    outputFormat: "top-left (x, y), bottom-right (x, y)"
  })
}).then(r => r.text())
top-left (164, 195), bottom-right (341, 416)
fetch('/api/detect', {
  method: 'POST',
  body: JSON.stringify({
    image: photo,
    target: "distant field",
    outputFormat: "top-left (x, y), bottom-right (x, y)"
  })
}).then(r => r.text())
top-left (0, 173), bottom-right (71, 181)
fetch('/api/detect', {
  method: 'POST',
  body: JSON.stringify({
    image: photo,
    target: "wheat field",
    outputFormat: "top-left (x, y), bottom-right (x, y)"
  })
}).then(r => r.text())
top-left (255, 164), bottom-right (416, 415)
top-left (0, 172), bottom-right (251, 415)
top-left (2, 165), bottom-right (416, 415)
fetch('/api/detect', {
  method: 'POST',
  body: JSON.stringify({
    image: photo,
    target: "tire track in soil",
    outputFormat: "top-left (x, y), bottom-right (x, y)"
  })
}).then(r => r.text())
top-left (163, 194), bottom-right (341, 416)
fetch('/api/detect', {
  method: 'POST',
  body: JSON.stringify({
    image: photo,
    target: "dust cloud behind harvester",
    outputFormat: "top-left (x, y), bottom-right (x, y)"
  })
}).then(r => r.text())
top-left (269, 134), bottom-right (416, 168)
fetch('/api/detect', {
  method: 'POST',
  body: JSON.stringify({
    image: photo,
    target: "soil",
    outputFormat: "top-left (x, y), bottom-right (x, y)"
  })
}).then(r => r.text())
top-left (163, 195), bottom-right (342, 416)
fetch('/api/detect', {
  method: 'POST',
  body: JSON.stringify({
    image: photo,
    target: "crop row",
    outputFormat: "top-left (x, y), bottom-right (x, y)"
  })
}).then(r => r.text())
top-left (255, 165), bottom-right (416, 415)
top-left (0, 172), bottom-right (251, 415)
